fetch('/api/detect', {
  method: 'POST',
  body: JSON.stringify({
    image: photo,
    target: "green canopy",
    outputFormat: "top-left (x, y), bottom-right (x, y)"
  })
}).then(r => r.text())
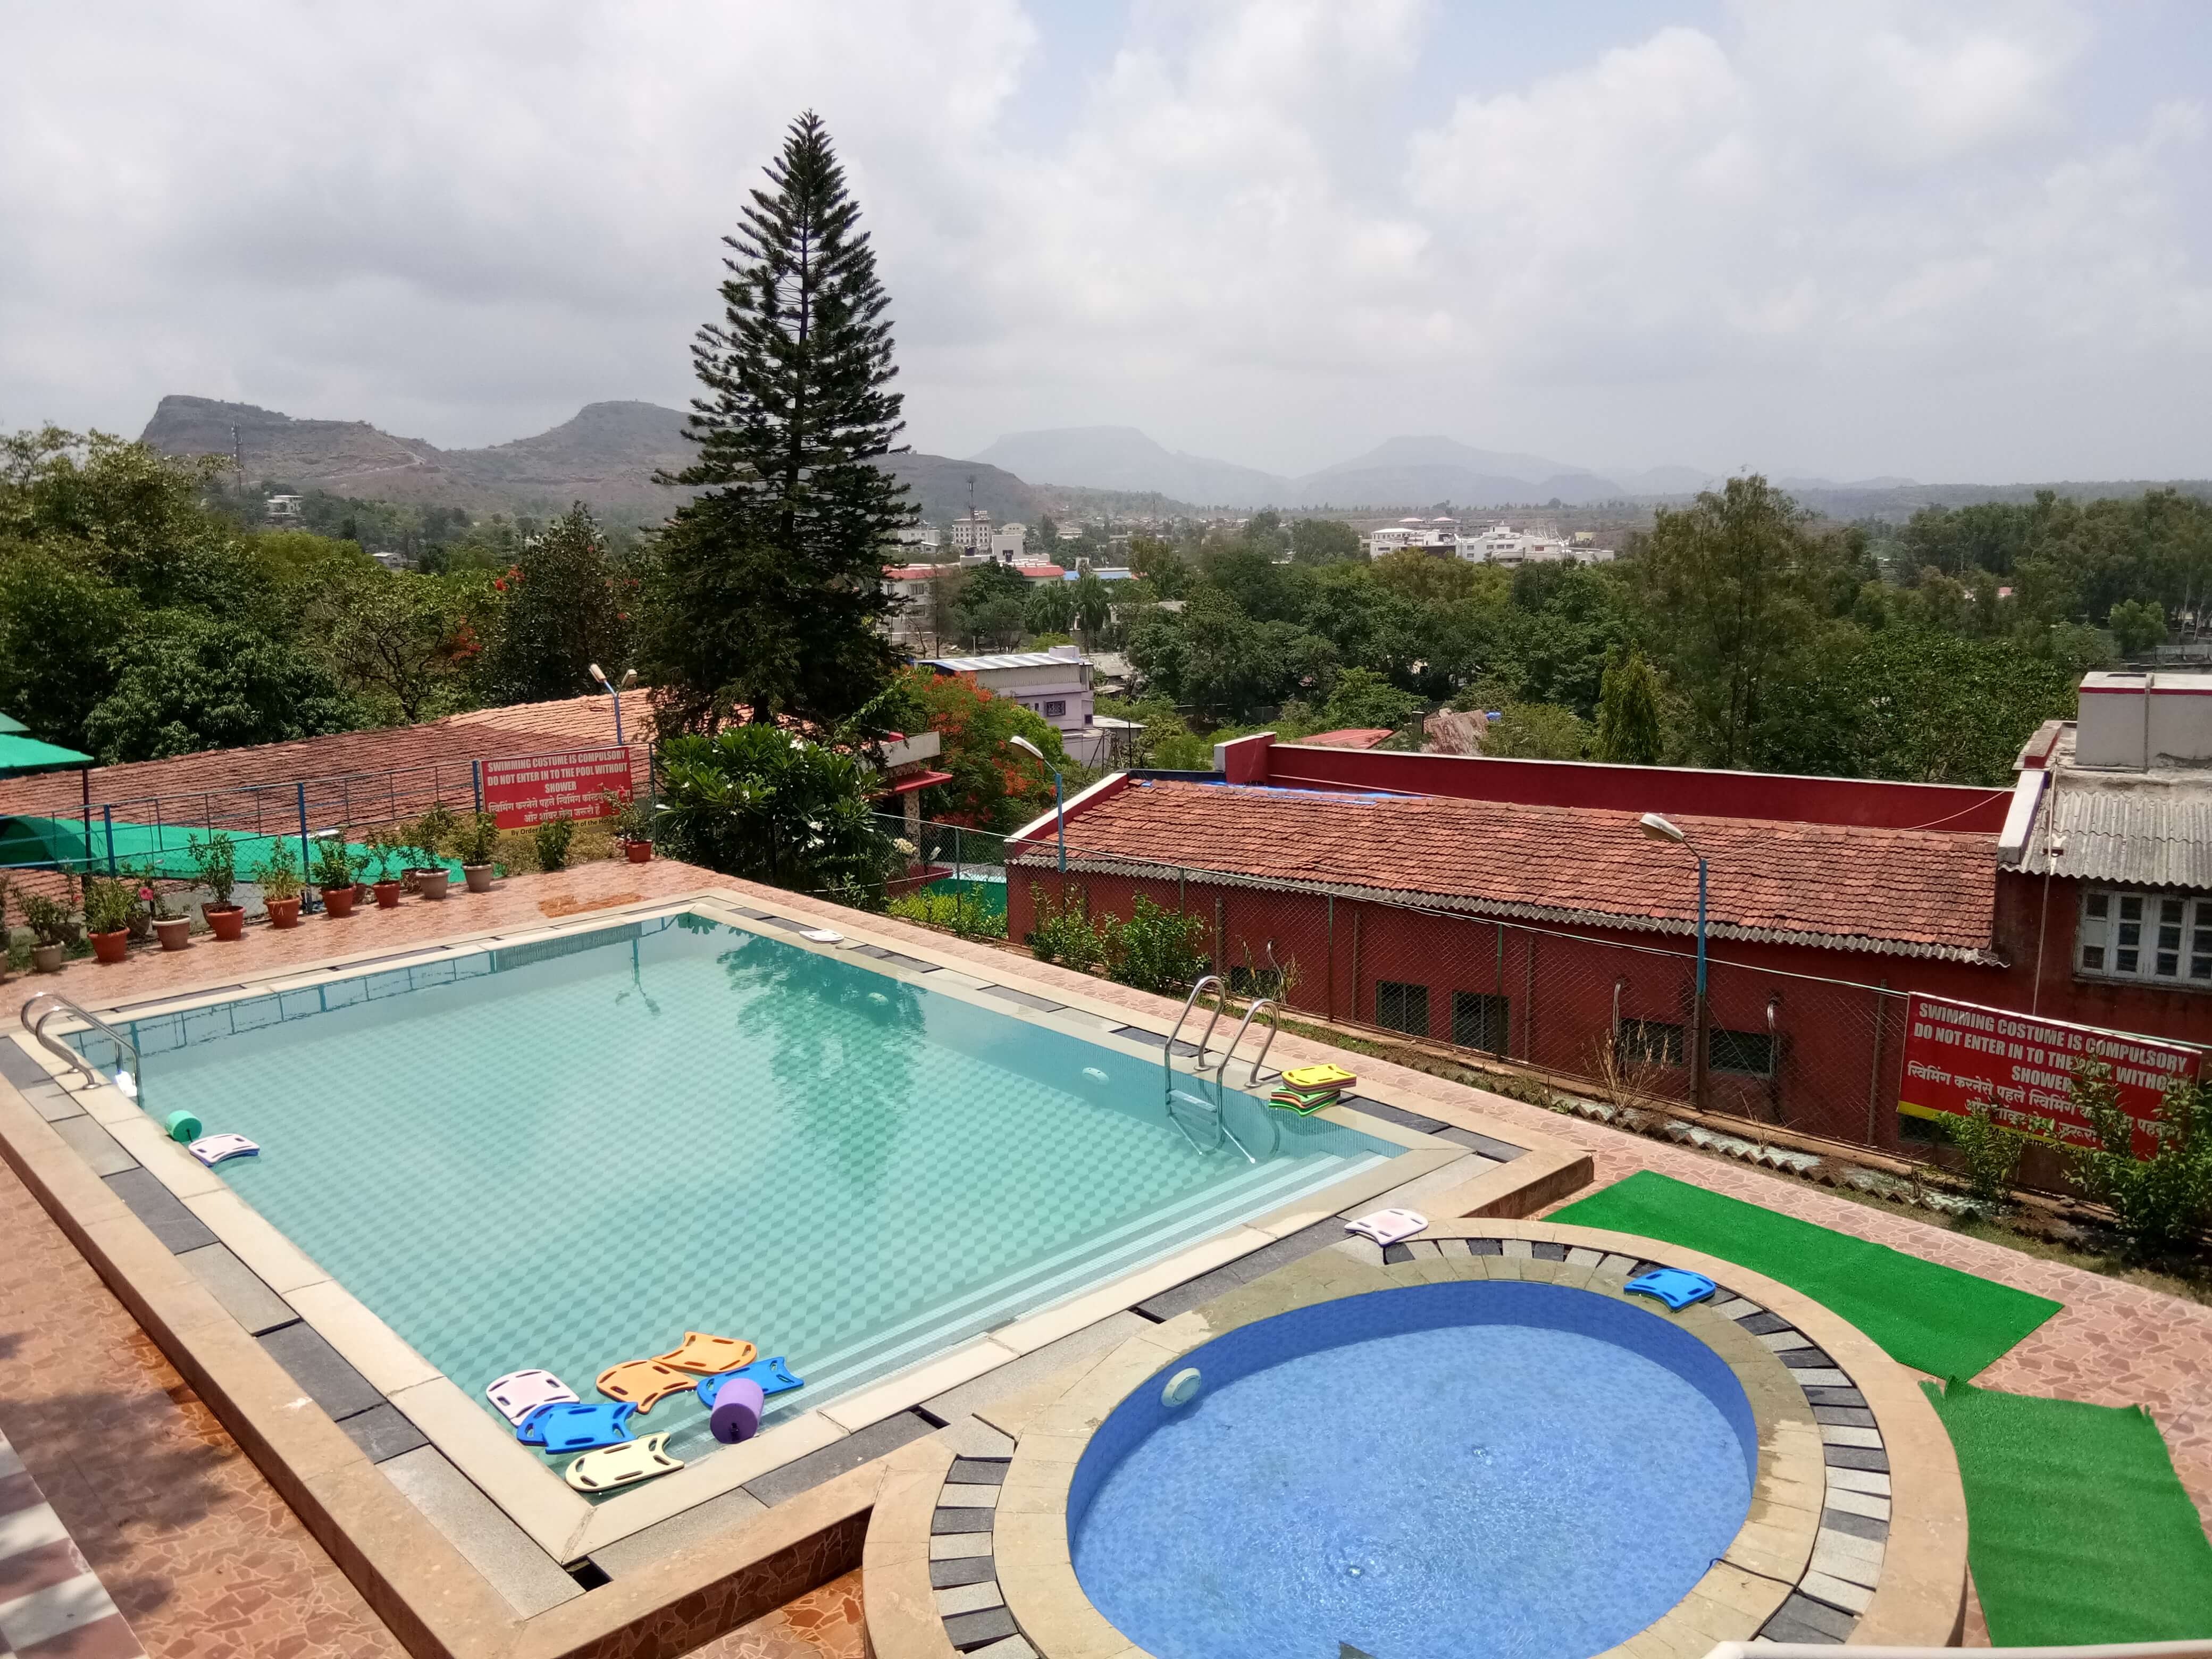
top-left (0, 731), bottom-right (91, 776)
top-left (0, 815), bottom-right (457, 883)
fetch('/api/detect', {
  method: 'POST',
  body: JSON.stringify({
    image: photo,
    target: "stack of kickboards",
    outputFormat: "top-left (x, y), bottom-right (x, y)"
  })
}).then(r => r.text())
top-left (1269, 1062), bottom-right (1356, 1115)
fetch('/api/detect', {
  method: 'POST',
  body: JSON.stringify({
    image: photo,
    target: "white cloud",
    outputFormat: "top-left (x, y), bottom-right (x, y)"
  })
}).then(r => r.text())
top-left (2, 0), bottom-right (2208, 481)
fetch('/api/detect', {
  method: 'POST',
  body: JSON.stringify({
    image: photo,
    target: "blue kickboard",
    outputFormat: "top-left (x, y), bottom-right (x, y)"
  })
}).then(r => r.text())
top-left (516, 1400), bottom-right (636, 1451)
top-left (696, 1356), bottom-right (805, 1407)
top-left (1623, 1267), bottom-right (1718, 1311)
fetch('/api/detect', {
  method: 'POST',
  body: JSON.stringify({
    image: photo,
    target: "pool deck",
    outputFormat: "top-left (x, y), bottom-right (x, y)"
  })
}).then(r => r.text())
top-left (1, 858), bottom-right (2207, 1655)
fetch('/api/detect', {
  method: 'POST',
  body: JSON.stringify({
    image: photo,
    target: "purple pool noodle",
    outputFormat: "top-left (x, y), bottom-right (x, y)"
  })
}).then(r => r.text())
top-left (709, 1377), bottom-right (765, 1444)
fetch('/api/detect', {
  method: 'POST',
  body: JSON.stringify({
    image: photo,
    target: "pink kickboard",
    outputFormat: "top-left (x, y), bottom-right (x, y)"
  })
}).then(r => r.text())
top-left (486, 1368), bottom-right (578, 1426)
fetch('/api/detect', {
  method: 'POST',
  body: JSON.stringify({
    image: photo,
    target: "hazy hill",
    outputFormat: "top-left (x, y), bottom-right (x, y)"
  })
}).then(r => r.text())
top-left (971, 426), bottom-right (1285, 509)
top-left (141, 395), bottom-right (1043, 526)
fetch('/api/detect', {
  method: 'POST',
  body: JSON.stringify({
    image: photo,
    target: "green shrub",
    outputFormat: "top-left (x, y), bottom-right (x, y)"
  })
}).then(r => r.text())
top-left (656, 726), bottom-right (892, 899)
top-left (253, 840), bottom-right (303, 903)
top-left (188, 831), bottom-right (237, 909)
top-left (2065, 1060), bottom-right (2212, 1253)
top-left (453, 811), bottom-right (501, 866)
top-left (1107, 895), bottom-right (1211, 996)
top-left (82, 877), bottom-right (136, 935)
top-left (535, 815), bottom-right (576, 873)
top-left (21, 893), bottom-right (73, 946)
top-left (887, 886), bottom-right (1006, 940)
top-left (1027, 886), bottom-right (1112, 974)
top-left (313, 837), bottom-right (361, 890)
top-left (1944, 1099), bottom-right (2041, 1210)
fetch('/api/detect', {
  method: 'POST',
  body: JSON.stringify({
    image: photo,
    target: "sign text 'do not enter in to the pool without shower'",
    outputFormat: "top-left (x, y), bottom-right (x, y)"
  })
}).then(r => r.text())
top-left (1897, 993), bottom-right (2202, 1158)
top-left (482, 748), bottom-right (635, 828)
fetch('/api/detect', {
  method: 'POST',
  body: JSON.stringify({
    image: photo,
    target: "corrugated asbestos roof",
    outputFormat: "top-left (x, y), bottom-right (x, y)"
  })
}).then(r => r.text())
top-left (1009, 778), bottom-right (2003, 962)
top-left (2020, 774), bottom-right (2212, 889)
top-left (924, 652), bottom-right (1083, 672)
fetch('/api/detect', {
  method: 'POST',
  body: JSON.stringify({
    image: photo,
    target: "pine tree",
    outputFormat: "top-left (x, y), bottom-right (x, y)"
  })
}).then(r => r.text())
top-left (1595, 645), bottom-right (1664, 765)
top-left (647, 111), bottom-right (913, 733)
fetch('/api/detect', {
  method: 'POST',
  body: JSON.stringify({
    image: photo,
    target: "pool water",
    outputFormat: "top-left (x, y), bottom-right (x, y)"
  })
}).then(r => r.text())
top-left (1071, 1281), bottom-right (1757, 1659)
top-left (106, 914), bottom-right (1390, 1474)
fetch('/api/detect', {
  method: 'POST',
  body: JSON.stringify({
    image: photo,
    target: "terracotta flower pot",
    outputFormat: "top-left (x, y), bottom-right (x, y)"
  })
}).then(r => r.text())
top-left (321, 884), bottom-right (357, 917)
top-left (417, 870), bottom-right (449, 900)
top-left (624, 840), bottom-right (653, 864)
top-left (373, 880), bottom-right (403, 909)
top-left (31, 943), bottom-right (63, 974)
top-left (267, 895), bottom-right (301, 929)
top-left (155, 916), bottom-right (191, 951)
top-left (462, 864), bottom-right (495, 894)
top-left (206, 904), bottom-right (246, 942)
top-left (90, 929), bottom-right (129, 965)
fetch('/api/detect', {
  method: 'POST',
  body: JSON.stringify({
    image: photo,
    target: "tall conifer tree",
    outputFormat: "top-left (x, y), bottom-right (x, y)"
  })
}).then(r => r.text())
top-left (647, 112), bottom-right (912, 732)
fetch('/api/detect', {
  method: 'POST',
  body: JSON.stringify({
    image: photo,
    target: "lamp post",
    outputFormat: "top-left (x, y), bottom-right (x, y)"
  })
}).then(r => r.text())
top-left (1009, 734), bottom-right (1065, 873)
top-left (1639, 811), bottom-right (1708, 1106)
top-left (589, 664), bottom-right (637, 747)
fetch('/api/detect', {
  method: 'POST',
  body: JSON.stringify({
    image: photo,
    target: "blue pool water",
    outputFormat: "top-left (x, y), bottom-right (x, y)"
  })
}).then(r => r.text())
top-left (1071, 1281), bottom-right (1757, 1659)
top-left (94, 914), bottom-right (1390, 1474)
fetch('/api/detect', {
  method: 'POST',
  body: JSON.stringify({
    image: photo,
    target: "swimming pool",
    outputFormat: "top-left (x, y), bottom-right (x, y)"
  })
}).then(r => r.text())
top-left (1069, 1280), bottom-right (1757, 1659)
top-left (98, 911), bottom-right (1394, 1476)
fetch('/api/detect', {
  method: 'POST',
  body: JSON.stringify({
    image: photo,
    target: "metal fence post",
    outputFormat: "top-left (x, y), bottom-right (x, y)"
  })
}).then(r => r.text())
top-left (1865, 978), bottom-right (1889, 1144)
top-left (297, 782), bottom-right (317, 914)
top-left (102, 806), bottom-right (116, 876)
top-left (473, 760), bottom-right (484, 815)
top-left (1325, 892), bottom-right (1335, 1022)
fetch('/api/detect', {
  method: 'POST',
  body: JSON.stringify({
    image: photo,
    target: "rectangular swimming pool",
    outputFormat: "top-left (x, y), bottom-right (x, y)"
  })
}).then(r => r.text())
top-left (95, 911), bottom-right (1395, 1478)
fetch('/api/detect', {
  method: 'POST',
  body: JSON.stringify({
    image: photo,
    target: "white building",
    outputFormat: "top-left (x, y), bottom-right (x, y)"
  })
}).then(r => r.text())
top-left (920, 643), bottom-right (1110, 766)
top-left (892, 525), bottom-right (941, 552)
top-left (265, 494), bottom-right (304, 522)
top-left (1449, 523), bottom-right (1617, 566)
top-left (950, 512), bottom-right (992, 552)
top-left (991, 523), bottom-right (1034, 563)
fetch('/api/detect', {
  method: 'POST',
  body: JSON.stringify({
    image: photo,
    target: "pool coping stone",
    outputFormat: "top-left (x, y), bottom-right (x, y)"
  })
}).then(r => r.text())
top-left (0, 876), bottom-right (1597, 1659)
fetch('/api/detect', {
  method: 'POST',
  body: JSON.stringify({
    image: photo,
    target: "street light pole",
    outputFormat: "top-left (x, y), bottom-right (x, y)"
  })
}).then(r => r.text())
top-left (589, 664), bottom-right (638, 748)
top-left (1639, 811), bottom-right (1710, 1108)
top-left (1009, 735), bottom-right (1065, 872)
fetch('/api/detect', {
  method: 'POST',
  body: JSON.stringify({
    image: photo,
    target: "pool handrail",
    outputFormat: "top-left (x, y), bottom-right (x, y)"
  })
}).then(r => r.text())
top-left (1705, 1644), bottom-right (2212, 1659)
top-left (1224, 996), bottom-right (1280, 1090)
top-left (1166, 975), bottom-right (1230, 1072)
top-left (20, 991), bottom-right (140, 1100)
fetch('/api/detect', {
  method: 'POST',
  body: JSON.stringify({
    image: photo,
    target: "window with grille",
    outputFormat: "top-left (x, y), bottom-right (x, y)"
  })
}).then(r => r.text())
top-left (1043, 699), bottom-right (1067, 718)
top-left (1710, 1028), bottom-right (1777, 1077)
top-left (1452, 991), bottom-right (1509, 1053)
top-left (2077, 888), bottom-right (2212, 986)
top-left (1618, 1017), bottom-right (1684, 1066)
top-left (1376, 980), bottom-right (1429, 1036)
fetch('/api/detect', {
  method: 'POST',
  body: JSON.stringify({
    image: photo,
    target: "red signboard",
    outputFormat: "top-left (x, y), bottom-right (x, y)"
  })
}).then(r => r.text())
top-left (481, 748), bottom-right (635, 829)
top-left (1898, 993), bottom-right (2202, 1158)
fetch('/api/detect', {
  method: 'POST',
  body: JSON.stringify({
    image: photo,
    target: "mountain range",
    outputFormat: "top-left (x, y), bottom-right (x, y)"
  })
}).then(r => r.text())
top-left (145, 394), bottom-right (1941, 522)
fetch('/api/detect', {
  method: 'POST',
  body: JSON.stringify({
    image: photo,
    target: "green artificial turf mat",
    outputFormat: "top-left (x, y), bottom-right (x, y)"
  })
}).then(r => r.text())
top-left (1550, 1170), bottom-right (2061, 1378)
top-left (1926, 1379), bottom-right (2212, 1643)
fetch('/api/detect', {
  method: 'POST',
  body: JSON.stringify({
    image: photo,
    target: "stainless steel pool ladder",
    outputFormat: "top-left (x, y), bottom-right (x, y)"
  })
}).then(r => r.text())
top-left (19, 992), bottom-right (140, 1099)
top-left (1161, 979), bottom-right (1283, 1164)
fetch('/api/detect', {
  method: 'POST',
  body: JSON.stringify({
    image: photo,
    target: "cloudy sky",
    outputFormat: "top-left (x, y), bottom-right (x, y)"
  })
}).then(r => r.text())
top-left (5, 1), bottom-right (2209, 482)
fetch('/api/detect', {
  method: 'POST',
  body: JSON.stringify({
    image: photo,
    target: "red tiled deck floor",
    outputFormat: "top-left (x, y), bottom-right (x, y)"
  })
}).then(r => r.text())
top-left (3, 867), bottom-right (2208, 1652)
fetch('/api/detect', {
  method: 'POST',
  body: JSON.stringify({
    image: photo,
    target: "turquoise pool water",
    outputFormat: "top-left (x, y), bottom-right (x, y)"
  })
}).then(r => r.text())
top-left (104, 913), bottom-right (1391, 1474)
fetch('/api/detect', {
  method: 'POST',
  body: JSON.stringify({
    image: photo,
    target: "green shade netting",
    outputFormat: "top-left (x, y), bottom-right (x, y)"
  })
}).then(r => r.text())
top-left (1926, 1379), bottom-right (2212, 1643)
top-left (0, 815), bottom-right (457, 883)
top-left (1549, 1170), bottom-right (2062, 1378)
top-left (921, 875), bottom-right (1009, 920)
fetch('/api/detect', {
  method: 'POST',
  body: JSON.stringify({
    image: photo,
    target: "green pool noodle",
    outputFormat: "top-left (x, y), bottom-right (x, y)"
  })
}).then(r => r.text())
top-left (164, 1110), bottom-right (202, 1144)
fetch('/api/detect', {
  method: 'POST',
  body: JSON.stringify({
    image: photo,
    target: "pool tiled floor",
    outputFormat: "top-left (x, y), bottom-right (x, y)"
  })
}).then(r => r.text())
top-left (4, 864), bottom-right (2209, 1652)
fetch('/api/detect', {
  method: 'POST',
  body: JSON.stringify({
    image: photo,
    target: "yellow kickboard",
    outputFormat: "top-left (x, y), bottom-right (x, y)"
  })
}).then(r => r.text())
top-left (565, 1432), bottom-right (683, 1493)
top-left (1280, 1063), bottom-right (1355, 1090)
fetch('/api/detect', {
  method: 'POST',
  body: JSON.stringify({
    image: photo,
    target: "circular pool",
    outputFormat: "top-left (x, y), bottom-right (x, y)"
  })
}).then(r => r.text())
top-left (1068, 1280), bottom-right (1758, 1659)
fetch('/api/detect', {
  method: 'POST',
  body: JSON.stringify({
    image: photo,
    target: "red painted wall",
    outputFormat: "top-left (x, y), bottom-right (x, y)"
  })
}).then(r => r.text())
top-left (1006, 861), bottom-right (2206, 1158)
top-left (1243, 739), bottom-right (2014, 832)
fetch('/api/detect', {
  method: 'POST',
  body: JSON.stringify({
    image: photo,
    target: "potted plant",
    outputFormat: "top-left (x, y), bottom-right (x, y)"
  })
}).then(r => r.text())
top-left (606, 790), bottom-right (654, 863)
top-left (365, 831), bottom-right (405, 909)
top-left (83, 876), bottom-right (136, 963)
top-left (255, 841), bottom-right (305, 928)
top-left (125, 862), bottom-right (156, 942)
top-left (314, 837), bottom-right (362, 917)
top-left (190, 831), bottom-right (244, 941)
top-left (410, 803), bottom-right (457, 899)
top-left (22, 893), bottom-right (71, 973)
top-left (453, 811), bottom-right (501, 893)
top-left (148, 878), bottom-right (191, 951)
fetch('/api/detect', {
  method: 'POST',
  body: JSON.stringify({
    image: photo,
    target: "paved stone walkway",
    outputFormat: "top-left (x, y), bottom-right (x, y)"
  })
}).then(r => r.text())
top-left (0, 1425), bottom-right (144, 1659)
top-left (2, 864), bottom-right (2206, 1654)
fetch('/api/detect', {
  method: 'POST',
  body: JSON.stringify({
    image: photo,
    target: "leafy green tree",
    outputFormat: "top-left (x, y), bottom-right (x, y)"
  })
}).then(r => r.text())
top-left (1025, 575), bottom-right (1076, 636)
top-left (1313, 666), bottom-right (1421, 734)
top-left (1289, 518), bottom-right (1360, 564)
top-left (1127, 535), bottom-right (1190, 600)
top-left (1633, 475), bottom-right (1847, 768)
top-left (481, 504), bottom-right (633, 704)
top-left (323, 572), bottom-right (480, 723)
top-left (1484, 702), bottom-right (1590, 761)
top-left (653, 723), bottom-right (891, 898)
top-left (1595, 646), bottom-right (1664, 765)
top-left (956, 560), bottom-right (1031, 651)
top-left (2108, 597), bottom-right (2166, 657)
top-left (1071, 567), bottom-right (1112, 640)
top-left (0, 552), bottom-right (136, 745)
top-left (891, 665), bottom-right (1068, 830)
top-left (85, 613), bottom-right (361, 761)
top-left (647, 111), bottom-right (911, 733)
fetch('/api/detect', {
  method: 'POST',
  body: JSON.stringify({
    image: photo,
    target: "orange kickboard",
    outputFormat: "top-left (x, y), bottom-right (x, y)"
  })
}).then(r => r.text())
top-left (653, 1331), bottom-right (758, 1375)
top-left (594, 1359), bottom-right (694, 1412)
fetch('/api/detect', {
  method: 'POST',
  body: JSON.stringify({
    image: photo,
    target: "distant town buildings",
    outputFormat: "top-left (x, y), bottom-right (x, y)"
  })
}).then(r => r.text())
top-left (265, 493), bottom-right (304, 522)
top-left (1362, 516), bottom-right (1614, 566)
top-left (919, 644), bottom-right (1109, 766)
